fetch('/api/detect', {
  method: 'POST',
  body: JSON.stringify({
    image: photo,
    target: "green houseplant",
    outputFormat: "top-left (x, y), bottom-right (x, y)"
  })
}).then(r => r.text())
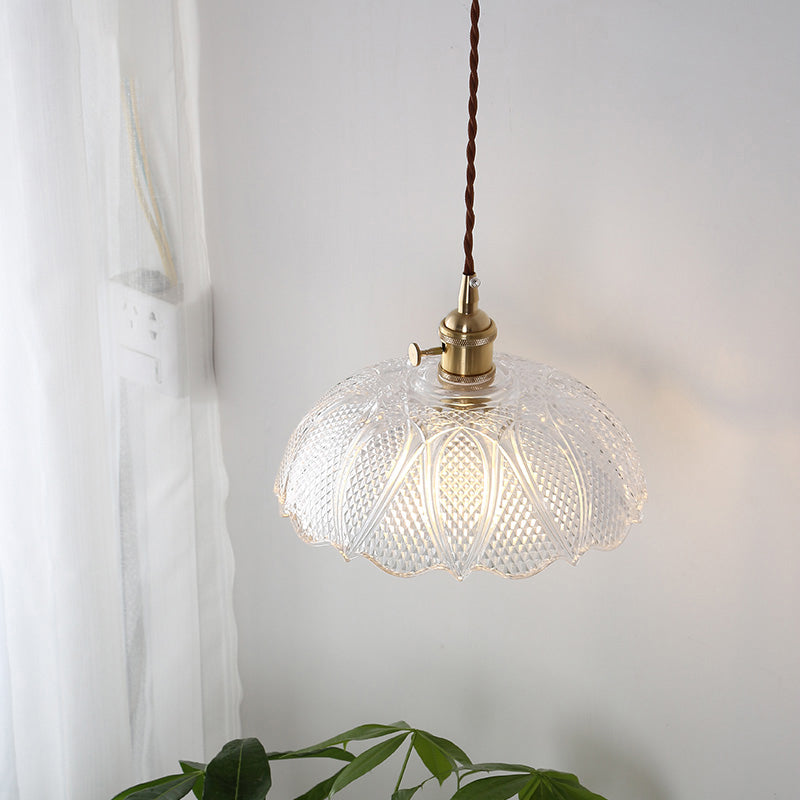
top-left (111, 721), bottom-right (608, 800)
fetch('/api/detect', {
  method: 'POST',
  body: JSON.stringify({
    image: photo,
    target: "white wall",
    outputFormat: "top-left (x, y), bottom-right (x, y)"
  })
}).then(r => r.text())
top-left (197, 2), bottom-right (800, 798)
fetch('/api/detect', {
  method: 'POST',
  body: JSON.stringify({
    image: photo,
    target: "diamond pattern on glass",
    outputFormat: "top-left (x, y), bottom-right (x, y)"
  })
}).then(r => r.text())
top-left (514, 418), bottom-right (583, 554)
top-left (363, 456), bottom-right (440, 576)
top-left (477, 458), bottom-right (561, 576)
top-left (339, 420), bottom-right (410, 540)
top-left (281, 397), bottom-right (371, 550)
top-left (276, 354), bottom-right (646, 579)
top-left (434, 430), bottom-right (488, 576)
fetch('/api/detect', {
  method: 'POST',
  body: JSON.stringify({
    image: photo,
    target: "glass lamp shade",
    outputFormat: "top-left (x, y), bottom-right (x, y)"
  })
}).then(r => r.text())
top-left (275, 354), bottom-right (646, 579)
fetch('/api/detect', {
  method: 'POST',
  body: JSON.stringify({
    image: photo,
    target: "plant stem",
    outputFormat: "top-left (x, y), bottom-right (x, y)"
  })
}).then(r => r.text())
top-left (393, 736), bottom-right (415, 794)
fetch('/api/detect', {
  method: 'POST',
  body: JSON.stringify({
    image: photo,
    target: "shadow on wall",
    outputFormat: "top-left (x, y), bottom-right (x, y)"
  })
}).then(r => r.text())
top-left (563, 729), bottom-right (672, 800)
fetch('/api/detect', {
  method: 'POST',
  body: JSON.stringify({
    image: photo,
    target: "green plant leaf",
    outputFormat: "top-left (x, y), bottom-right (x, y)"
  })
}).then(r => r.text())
top-left (267, 747), bottom-right (354, 763)
top-left (541, 772), bottom-right (580, 785)
top-left (451, 774), bottom-right (533, 800)
top-left (291, 767), bottom-right (346, 800)
top-left (533, 771), bottom-right (609, 800)
top-left (518, 775), bottom-right (540, 800)
top-left (203, 738), bottom-right (271, 800)
top-left (329, 732), bottom-right (409, 795)
top-left (179, 762), bottom-right (205, 800)
top-left (284, 723), bottom-right (409, 756)
top-left (392, 783), bottom-right (425, 800)
top-left (460, 763), bottom-right (535, 777)
top-left (416, 731), bottom-right (471, 765)
top-left (110, 772), bottom-right (201, 800)
top-left (412, 732), bottom-right (453, 784)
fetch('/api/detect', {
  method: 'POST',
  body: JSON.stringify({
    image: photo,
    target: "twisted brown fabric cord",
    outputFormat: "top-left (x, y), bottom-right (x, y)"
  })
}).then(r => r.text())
top-left (462, 0), bottom-right (480, 276)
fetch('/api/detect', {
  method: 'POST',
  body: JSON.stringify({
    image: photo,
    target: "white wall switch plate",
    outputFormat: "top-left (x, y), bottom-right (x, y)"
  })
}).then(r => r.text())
top-left (109, 270), bottom-right (186, 397)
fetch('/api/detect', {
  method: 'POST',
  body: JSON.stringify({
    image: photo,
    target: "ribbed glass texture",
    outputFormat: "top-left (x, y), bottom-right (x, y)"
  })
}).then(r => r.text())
top-left (275, 354), bottom-right (646, 579)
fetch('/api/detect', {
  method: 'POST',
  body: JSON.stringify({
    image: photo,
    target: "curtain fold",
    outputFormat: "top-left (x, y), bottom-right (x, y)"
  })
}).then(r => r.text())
top-left (0, 2), bottom-right (241, 798)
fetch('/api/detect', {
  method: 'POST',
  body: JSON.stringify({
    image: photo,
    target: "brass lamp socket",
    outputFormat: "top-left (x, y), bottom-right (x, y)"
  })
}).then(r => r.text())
top-left (438, 274), bottom-right (497, 387)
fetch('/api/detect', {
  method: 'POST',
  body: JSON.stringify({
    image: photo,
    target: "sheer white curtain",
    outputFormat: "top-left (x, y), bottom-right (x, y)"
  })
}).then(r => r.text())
top-left (0, 1), bottom-right (241, 798)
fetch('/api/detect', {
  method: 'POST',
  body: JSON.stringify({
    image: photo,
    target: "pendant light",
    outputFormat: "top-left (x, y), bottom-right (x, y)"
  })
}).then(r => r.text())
top-left (275, 2), bottom-right (646, 579)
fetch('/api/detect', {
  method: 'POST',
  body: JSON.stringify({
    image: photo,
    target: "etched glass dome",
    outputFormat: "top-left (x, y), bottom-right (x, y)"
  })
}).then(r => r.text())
top-left (275, 353), bottom-right (646, 579)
